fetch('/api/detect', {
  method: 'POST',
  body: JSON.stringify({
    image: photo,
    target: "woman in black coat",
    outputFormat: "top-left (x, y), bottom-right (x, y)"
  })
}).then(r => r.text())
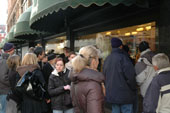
top-left (6, 55), bottom-right (21, 113)
top-left (48, 58), bottom-right (73, 113)
top-left (16, 53), bottom-right (49, 113)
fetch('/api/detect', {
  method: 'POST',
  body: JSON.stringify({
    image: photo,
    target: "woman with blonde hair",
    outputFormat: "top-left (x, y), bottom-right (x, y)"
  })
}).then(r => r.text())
top-left (70, 45), bottom-right (105, 113)
top-left (16, 53), bottom-right (48, 113)
top-left (6, 55), bottom-right (21, 113)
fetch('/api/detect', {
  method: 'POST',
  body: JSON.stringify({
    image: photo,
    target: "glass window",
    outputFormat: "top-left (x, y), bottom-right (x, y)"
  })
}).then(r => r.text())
top-left (77, 22), bottom-right (156, 61)
top-left (45, 36), bottom-right (67, 54)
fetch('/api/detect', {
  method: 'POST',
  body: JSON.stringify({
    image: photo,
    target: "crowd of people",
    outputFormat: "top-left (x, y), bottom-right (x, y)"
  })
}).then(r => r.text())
top-left (0, 37), bottom-right (170, 113)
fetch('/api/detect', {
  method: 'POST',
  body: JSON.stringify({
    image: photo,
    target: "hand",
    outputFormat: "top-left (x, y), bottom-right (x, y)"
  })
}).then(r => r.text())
top-left (46, 99), bottom-right (51, 103)
top-left (64, 85), bottom-right (70, 90)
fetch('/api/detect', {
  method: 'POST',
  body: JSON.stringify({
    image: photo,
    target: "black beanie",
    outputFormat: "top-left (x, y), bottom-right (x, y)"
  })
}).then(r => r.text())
top-left (139, 41), bottom-right (149, 52)
top-left (48, 53), bottom-right (56, 61)
top-left (111, 38), bottom-right (123, 48)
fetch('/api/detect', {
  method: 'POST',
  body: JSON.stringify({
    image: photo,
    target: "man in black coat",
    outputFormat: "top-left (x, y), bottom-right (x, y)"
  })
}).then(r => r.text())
top-left (42, 53), bottom-right (57, 113)
top-left (42, 53), bottom-right (57, 85)
top-left (34, 46), bottom-right (45, 70)
top-left (103, 38), bottom-right (136, 113)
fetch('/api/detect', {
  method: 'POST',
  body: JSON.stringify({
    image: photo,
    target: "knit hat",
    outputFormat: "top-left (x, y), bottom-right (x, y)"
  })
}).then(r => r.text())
top-left (111, 38), bottom-right (123, 48)
top-left (48, 53), bottom-right (56, 61)
top-left (139, 41), bottom-right (149, 52)
top-left (3, 43), bottom-right (15, 52)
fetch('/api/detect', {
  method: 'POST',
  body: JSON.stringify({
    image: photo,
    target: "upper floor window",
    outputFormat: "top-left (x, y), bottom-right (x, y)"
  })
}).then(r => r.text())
top-left (22, 0), bottom-right (29, 12)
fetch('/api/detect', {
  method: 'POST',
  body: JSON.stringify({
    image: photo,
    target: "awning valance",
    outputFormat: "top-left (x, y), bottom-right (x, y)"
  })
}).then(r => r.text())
top-left (30, 0), bottom-right (148, 32)
top-left (14, 6), bottom-right (46, 40)
top-left (0, 39), bottom-right (5, 48)
top-left (8, 26), bottom-right (25, 43)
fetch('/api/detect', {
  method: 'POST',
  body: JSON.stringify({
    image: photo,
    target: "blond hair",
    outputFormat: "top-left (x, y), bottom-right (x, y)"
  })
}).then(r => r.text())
top-left (21, 53), bottom-right (38, 66)
top-left (72, 45), bottom-right (98, 73)
top-left (7, 55), bottom-right (21, 70)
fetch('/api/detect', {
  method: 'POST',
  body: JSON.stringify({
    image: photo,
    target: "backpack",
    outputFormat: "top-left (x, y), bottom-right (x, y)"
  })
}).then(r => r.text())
top-left (16, 70), bottom-right (46, 101)
top-left (136, 57), bottom-right (156, 97)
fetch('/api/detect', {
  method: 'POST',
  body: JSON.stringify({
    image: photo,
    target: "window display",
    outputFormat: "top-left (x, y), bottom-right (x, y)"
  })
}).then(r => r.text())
top-left (77, 22), bottom-right (156, 60)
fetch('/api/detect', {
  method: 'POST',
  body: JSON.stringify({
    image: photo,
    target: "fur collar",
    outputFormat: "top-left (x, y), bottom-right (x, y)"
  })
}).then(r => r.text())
top-left (140, 49), bottom-right (151, 56)
top-left (52, 68), bottom-right (67, 76)
top-left (157, 67), bottom-right (170, 74)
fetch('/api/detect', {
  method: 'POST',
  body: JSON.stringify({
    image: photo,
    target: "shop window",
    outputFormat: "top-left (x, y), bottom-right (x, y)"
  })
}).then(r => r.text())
top-left (45, 36), bottom-right (67, 54)
top-left (22, 0), bottom-right (29, 12)
top-left (77, 22), bottom-right (156, 62)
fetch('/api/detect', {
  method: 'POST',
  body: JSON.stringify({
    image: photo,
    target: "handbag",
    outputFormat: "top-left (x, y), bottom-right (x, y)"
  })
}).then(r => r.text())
top-left (16, 70), bottom-right (46, 101)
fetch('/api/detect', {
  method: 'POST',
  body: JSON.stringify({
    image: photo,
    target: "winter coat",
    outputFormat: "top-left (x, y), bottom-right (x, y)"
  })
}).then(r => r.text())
top-left (0, 53), bottom-right (10, 94)
top-left (143, 67), bottom-right (170, 113)
top-left (16, 64), bottom-right (48, 113)
top-left (70, 68), bottom-right (105, 113)
top-left (48, 68), bottom-right (73, 110)
top-left (103, 48), bottom-right (136, 104)
top-left (135, 49), bottom-right (155, 97)
top-left (42, 62), bottom-right (55, 85)
top-left (65, 61), bottom-right (72, 70)
top-left (7, 69), bottom-right (21, 104)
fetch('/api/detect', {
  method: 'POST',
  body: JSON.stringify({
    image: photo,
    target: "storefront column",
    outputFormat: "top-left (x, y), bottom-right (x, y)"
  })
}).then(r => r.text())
top-left (20, 44), bottom-right (22, 57)
top-left (16, 45), bottom-right (18, 54)
top-left (66, 17), bottom-right (74, 51)
top-left (158, 0), bottom-right (170, 56)
top-left (67, 26), bottom-right (74, 51)
top-left (40, 36), bottom-right (46, 50)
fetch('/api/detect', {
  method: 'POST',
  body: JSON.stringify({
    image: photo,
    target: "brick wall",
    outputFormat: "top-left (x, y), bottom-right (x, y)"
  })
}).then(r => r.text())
top-left (7, 0), bottom-right (32, 32)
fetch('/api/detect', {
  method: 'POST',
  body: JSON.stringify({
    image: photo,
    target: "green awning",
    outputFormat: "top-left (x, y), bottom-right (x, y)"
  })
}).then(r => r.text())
top-left (30, 0), bottom-right (148, 32)
top-left (0, 39), bottom-right (5, 48)
top-left (8, 26), bottom-right (25, 43)
top-left (14, 6), bottom-right (45, 40)
top-left (8, 26), bottom-right (15, 42)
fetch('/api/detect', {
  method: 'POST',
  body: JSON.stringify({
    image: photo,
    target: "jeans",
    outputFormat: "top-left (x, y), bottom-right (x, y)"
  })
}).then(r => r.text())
top-left (53, 108), bottom-right (74, 113)
top-left (6, 99), bottom-right (18, 113)
top-left (0, 95), bottom-right (7, 113)
top-left (112, 104), bottom-right (133, 113)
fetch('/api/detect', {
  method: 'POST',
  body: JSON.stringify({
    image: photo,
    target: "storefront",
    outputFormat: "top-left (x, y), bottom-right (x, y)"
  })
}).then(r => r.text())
top-left (10, 0), bottom-right (170, 58)
top-left (75, 22), bottom-right (156, 60)
top-left (45, 36), bottom-right (67, 54)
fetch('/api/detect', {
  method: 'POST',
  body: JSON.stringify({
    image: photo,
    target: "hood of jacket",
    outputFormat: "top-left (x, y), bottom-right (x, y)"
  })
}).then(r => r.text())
top-left (70, 68), bottom-right (105, 83)
top-left (140, 49), bottom-right (155, 63)
top-left (16, 64), bottom-right (39, 77)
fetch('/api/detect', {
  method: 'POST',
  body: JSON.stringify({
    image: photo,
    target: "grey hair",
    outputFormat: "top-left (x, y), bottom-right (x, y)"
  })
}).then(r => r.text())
top-left (152, 53), bottom-right (170, 69)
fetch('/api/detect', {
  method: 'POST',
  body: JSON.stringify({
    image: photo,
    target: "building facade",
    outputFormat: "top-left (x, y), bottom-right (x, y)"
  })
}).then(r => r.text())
top-left (7, 0), bottom-right (32, 32)
top-left (6, 0), bottom-right (170, 59)
top-left (0, 25), bottom-right (6, 42)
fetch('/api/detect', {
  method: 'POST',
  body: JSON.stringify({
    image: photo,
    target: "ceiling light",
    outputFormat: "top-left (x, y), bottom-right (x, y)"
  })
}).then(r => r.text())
top-left (106, 32), bottom-right (111, 35)
top-left (125, 32), bottom-right (131, 36)
top-left (145, 26), bottom-right (151, 31)
top-left (132, 32), bottom-right (137, 35)
top-left (136, 28), bottom-right (144, 32)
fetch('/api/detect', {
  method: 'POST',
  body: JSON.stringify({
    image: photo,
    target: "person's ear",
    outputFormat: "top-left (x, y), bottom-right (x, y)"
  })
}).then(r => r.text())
top-left (119, 45), bottom-right (123, 49)
top-left (153, 65), bottom-right (159, 71)
top-left (90, 59), bottom-right (95, 68)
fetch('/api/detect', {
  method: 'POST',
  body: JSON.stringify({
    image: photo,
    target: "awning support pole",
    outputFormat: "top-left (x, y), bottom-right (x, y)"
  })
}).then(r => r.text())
top-left (66, 17), bottom-right (74, 51)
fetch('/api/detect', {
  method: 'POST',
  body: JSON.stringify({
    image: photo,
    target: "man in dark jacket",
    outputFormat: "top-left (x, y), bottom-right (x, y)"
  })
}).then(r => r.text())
top-left (59, 47), bottom-right (70, 63)
top-left (103, 38), bottom-right (136, 113)
top-left (42, 53), bottom-right (56, 85)
top-left (34, 46), bottom-right (45, 70)
top-left (0, 43), bottom-right (15, 113)
top-left (143, 53), bottom-right (170, 113)
top-left (135, 41), bottom-right (155, 97)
